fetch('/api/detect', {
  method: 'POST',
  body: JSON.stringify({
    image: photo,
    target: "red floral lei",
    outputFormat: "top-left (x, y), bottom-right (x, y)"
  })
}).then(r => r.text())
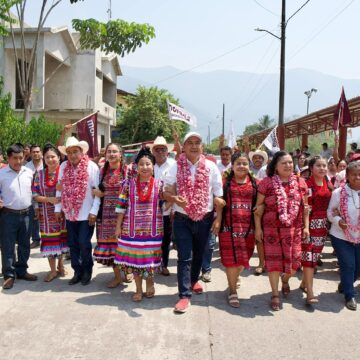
top-left (176, 153), bottom-right (210, 221)
top-left (272, 174), bottom-right (302, 226)
top-left (61, 155), bottom-right (89, 221)
top-left (45, 166), bottom-right (60, 188)
top-left (339, 184), bottom-right (360, 243)
top-left (136, 176), bottom-right (154, 202)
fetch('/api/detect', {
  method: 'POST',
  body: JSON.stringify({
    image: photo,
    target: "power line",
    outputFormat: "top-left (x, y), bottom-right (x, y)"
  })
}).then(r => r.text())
top-left (151, 34), bottom-right (268, 85)
top-left (252, 0), bottom-right (278, 17)
top-left (287, 0), bottom-right (356, 63)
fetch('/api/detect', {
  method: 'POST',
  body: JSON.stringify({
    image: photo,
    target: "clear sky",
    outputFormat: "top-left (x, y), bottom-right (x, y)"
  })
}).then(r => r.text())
top-left (21, 0), bottom-right (360, 79)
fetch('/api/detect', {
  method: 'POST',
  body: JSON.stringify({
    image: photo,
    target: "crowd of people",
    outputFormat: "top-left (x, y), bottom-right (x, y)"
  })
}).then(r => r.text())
top-left (0, 131), bottom-right (359, 313)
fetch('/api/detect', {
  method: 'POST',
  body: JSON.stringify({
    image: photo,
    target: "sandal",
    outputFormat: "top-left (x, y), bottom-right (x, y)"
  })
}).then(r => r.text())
top-left (271, 295), bottom-right (281, 311)
top-left (106, 278), bottom-right (123, 289)
top-left (44, 271), bottom-right (58, 282)
top-left (132, 292), bottom-right (143, 302)
top-left (254, 266), bottom-right (265, 276)
top-left (228, 294), bottom-right (240, 308)
top-left (144, 279), bottom-right (155, 298)
top-left (57, 266), bottom-right (68, 277)
top-left (281, 275), bottom-right (290, 296)
top-left (306, 297), bottom-right (319, 305)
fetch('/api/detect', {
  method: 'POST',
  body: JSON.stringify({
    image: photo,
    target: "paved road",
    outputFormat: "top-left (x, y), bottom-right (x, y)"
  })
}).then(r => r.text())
top-left (0, 241), bottom-right (359, 360)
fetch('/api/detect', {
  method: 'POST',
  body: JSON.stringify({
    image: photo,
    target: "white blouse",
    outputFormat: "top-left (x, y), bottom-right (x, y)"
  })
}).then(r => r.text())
top-left (327, 184), bottom-right (360, 241)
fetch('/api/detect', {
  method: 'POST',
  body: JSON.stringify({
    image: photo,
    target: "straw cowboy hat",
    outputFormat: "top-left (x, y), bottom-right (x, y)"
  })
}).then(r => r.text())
top-left (249, 149), bottom-right (268, 165)
top-left (149, 136), bottom-right (173, 152)
top-left (58, 136), bottom-right (89, 156)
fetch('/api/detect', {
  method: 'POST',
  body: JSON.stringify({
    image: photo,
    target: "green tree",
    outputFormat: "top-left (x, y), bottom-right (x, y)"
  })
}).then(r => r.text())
top-left (117, 86), bottom-right (189, 145)
top-left (243, 114), bottom-right (274, 135)
top-left (3, 0), bottom-right (155, 122)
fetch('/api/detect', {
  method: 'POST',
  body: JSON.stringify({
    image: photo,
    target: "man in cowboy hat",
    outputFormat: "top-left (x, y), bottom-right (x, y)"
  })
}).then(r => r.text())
top-left (151, 136), bottom-right (176, 276)
top-left (249, 149), bottom-right (268, 180)
top-left (163, 132), bottom-right (224, 313)
top-left (55, 136), bottom-right (101, 285)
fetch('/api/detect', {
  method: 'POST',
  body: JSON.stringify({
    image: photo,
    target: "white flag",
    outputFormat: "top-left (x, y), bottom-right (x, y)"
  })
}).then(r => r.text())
top-left (260, 126), bottom-right (280, 152)
top-left (167, 101), bottom-right (197, 127)
top-left (226, 119), bottom-right (237, 148)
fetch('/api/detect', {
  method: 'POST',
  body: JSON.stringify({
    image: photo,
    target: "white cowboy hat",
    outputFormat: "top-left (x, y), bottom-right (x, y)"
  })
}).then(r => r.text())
top-left (58, 136), bottom-right (89, 156)
top-left (183, 131), bottom-right (202, 144)
top-left (249, 149), bottom-right (268, 165)
top-left (149, 136), bottom-right (173, 152)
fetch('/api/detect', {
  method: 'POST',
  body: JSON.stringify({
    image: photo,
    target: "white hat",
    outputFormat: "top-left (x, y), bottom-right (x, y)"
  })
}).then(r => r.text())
top-left (249, 149), bottom-right (268, 165)
top-left (149, 136), bottom-right (172, 152)
top-left (183, 132), bottom-right (202, 144)
top-left (58, 136), bottom-right (89, 156)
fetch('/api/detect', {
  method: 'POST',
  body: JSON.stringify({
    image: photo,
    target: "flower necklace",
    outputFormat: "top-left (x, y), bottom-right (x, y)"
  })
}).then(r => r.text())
top-left (45, 165), bottom-right (60, 188)
top-left (176, 153), bottom-right (210, 221)
top-left (136, 176), bottom-right (154, 202)
top-left (272, 174), bottom-right (301, 226)
top-left (339, 184), bottom-right (360, 243)
top-left (61, 155), bottom-right (89, 221)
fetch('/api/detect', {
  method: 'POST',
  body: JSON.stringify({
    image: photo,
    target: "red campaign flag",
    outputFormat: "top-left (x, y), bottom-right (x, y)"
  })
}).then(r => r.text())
top-left (76, 112), bottom-right (99, 158)
top-left (333, 87), bottom-right (352, 130)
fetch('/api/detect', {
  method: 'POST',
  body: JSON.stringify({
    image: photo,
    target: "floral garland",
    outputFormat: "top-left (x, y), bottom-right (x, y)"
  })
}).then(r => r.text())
top-left (61, 155), bottom-right (89, 221)
top-left (137, 176), bottom-right (154, 202)
top-left (272, 174), bottom-right (302, 227)
top-left (339, 184), bottom-right (360, 243)
top-left (45, 166), bottom-right (60, 188)
top-left (176, 153), bottom-right (210, 221)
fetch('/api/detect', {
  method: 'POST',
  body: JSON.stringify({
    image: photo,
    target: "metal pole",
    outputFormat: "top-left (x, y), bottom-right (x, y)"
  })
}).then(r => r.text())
top-left (278, 0), bottom-right (286, 149)
top-left (208, 124), bottom-right (210, 146)
top-left (222, 103), bottom-right (225, 135)
top-left (306, 96), bottom-right (310, 114)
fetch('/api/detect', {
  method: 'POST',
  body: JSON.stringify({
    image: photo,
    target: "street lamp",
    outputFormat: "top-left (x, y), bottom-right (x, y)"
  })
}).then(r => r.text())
top-left (304, 88), bottom-right (317, 114)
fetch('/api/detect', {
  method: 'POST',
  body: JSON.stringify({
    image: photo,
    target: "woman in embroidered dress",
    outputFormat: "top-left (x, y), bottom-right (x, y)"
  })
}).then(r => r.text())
top-left (254, 151), bottom-right (309, 311)
top-left (327, 160), bottom-right (360, 311)
top-left (114, 147), bottom-right (163, 302)
top-left (32, 144), bottom-right (68, 282)
top-left (218, 153), bottom-right (258, 308)
top-left (93, 143), bottom-right (127, 288)
top-left (300, 156), bottom-right (332, 305)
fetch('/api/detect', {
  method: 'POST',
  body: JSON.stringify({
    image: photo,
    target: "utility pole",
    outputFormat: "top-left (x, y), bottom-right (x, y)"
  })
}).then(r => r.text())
top-left (255, 0), bottom-right (310, 150)
top-left (222, 103), bottom-right (225, 135)
top-left (107, 0), bottom-right (112, 21)
top-left (278, 0), bottom-right (286, 149)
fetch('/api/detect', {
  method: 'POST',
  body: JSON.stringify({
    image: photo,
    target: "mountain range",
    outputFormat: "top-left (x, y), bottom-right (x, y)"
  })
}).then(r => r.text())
top-left (118, 65), bottom-right (360, 141)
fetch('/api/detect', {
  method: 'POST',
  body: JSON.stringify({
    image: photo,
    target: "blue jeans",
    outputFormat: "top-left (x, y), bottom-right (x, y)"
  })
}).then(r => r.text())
top-left (0, 210), bottom-right (32, 278)
top-left (331, 235), bottom-right (360, 301)
top-left (30, 205), bottom-right (41, 242)
top-left (161, 215), bottom-right (172, 268)
top-left (202, 233), bottom-right (216, 273)
top-left (66, 220), bottom-right (95, 276)
top-left (173, 212), bottom-right (213, 298)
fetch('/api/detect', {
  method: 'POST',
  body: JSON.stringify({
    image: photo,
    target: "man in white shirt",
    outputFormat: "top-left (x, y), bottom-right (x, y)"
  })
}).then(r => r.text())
top-left (25, 144), bottom-right (44, 249)
top-left (55, 137), bottom-right (100, 286)
top-left (0, 144), bottom-right (38, 289)
top-left (249, 149), bottom-right (268, 180)
top-left (151, 136), bottom-right (176, 276)
top-left (217, 146), bottom-right (232, 174)
top-left (320, 142), bottom-right (332, 160)
top-left (163, 132), bottom-right (224, 313)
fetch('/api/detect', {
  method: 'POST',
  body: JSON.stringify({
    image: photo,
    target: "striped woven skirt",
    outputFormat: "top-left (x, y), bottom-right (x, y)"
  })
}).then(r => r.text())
top-left (40, 230), bottom-right (69, 258)
top-left (114, 235), bottom-right (162, 278)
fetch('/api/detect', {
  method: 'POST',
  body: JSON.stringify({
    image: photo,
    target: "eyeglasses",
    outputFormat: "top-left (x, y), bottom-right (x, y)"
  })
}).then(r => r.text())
top-left (154, 147), bottom-right (168, 153)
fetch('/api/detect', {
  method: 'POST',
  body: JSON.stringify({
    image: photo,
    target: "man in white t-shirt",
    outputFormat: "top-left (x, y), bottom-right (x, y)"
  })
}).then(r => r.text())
top-left (163, 132), bottom-right (224, 313)
top-left (151, 136), bottom-right (176, 276)
top-left (217, 146), bottom-right (232, 174)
